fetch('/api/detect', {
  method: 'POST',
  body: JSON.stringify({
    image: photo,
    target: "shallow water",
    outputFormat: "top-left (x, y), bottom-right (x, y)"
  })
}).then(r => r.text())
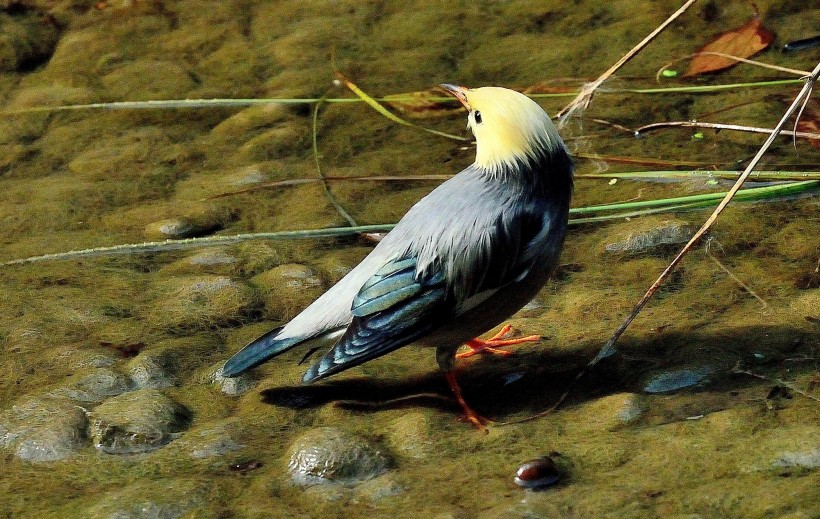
top-left (0, 0), bottom-right (818, 517)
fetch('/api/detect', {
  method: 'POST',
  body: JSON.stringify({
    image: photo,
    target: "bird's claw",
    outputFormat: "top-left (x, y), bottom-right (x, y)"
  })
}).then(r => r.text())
top-left (456, 324), bottom-right (541, 359)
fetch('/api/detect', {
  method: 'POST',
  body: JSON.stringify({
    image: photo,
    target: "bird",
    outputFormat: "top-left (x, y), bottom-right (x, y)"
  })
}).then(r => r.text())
top-left (222, 84), bottom-right (574, 428)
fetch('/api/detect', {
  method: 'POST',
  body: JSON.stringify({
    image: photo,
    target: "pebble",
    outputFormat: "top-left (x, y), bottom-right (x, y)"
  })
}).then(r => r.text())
top-left (252, 264), bottom-right (324, 319)
top-left (175, 420), bottom-right (244, 459)
top-left (148, 275), bottom-right (258, 330)
top-left (210, 364), bottom-right (257, 396)
top-left (89, 389), bottom-right (191, 455)
top-left (126, 353), bottom-right (177, 389)
top-left (514, 456), bottom-right (561, 489)
top-left (772, 449), bottom-right (820, 470)
top-left (84, 479), bottom-right (207, 519)
top-left (287, 427), bottom-right (392, 486)
top-left (143, 217), bottom-right (219, 241)
top-left (49, 367), bottom-right (135, 403)
top-left (0, 396), bottom-right (88, 462)
top-left (642, 366), bottom-right (714, 394)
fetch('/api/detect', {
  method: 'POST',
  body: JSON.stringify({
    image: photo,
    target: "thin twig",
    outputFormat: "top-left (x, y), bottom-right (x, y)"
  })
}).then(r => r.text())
top-left (513, 62), bottom-right (820, 422)
top-left (706, 250), bottom-right (768, 308)
top-left (636, 120), bottom-right (820, 140)
top-left (556, 0), bottom-right (698, 123)
top-left (312, 96), bottom-right (358, 226)
top-left (592, 61), bottom-right (820, 365)
top-left (732, 365), bottom-right (820, 403)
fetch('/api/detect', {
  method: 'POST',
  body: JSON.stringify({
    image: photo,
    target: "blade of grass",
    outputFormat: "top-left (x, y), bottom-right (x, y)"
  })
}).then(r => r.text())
top-left (312, 95), bottom-right (358, 226)
top-left (7, 180), bottom-right (816, 266)
top-left (636, 120), bottom-right (820, 140)
top-left (335, 72), bottom-right (469, 141)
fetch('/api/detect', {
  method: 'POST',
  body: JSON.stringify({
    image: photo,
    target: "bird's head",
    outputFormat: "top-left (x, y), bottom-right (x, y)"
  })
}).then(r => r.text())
top-left (441, 84), bottom-right (564, 173)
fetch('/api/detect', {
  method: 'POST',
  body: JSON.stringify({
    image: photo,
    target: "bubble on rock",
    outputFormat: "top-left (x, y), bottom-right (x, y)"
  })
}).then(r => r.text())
top-left (49, 368), bottom-right (135, 403)
top-left (643, 366), bottom-right (714, 394)
top-left (287, 427), bottom-right (392, 486)
top-left (210, 364), bottom-right (257, 396)
top-left (89, 389), bottom-right (191, 455)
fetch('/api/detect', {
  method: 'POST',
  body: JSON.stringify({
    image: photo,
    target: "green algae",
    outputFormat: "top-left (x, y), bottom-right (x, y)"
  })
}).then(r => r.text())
top-left (0, 0), bottom-right (819, 517)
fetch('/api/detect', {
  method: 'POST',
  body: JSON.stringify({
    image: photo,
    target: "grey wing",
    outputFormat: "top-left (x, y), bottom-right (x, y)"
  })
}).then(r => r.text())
top-left (302, 257), bottom-right (451, 383)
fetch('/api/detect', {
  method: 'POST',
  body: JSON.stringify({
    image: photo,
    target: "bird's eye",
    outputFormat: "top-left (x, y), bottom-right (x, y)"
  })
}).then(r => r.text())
top-left (473, 110), bottom-right (482, 124)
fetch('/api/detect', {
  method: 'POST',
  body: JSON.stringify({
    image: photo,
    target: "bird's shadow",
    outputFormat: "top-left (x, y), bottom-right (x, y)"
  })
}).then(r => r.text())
top-left (259, 324), bottom-right (814, 421)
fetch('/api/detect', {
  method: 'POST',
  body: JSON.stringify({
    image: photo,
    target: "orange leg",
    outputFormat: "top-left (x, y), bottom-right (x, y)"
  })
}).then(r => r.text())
top-left (445, 370), bottom-right (488, 431)
top-left (455, 324), bottom-right (541, 359)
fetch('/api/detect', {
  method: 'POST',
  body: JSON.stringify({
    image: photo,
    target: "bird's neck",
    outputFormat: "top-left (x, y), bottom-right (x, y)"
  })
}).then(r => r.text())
top-left (475, 142), bottom-right (574, 202)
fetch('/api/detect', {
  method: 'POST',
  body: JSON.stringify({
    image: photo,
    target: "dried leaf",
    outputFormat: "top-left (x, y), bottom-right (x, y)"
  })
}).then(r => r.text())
top-left (382, 88), bottom-right (463, 119)
top-left (684, 14), bottom-right (774, 77)
top-left (795, 99), bottom-right (820, 149)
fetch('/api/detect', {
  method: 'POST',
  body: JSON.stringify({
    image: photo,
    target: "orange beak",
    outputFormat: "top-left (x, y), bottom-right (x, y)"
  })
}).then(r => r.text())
top-left (440, 83), bottom-right (470, 110)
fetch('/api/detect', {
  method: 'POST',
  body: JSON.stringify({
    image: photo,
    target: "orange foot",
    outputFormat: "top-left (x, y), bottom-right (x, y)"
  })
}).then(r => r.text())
top-left (445, 370), bottom-right (488, 431)
top-left (456, 324), bottom-right (541, 359)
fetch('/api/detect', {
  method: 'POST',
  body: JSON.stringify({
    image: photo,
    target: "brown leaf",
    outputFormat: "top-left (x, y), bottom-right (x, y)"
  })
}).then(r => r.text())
top-left (684, 14), bottom-right (774, 77)
top-left (795, 99), bottom-right (820, 149)
top-left (382, 88), bottom-right (463, 119)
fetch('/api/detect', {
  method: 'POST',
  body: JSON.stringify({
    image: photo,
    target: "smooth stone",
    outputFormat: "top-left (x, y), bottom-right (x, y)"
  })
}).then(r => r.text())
top-left (0, 396), bottom-right (88, 462)
top-left (188, 250), bottom-right (238, 266)
top-left (566, 392), bottom-right (647, 432)
top-left (15, 407), bottom-right (88, 462)
top-left (89, 389), bottom-right (191, 455)
top-left (354, 474), bottom-right (404, 500)
top-left (148, 275), bottom-right (257, 330)
top-left (772, 449), bottom-right (820, 470)
top-left (210, 365), bottom-right (257, 396)
top-left (126, 353), bottom-right (177, 390)
top-left (252, 264), bottom-right (324, 320)
top-left (49, 368), bottom-right (135, 403)
top-left (175, 420), bottom-right (244, 460)
top-left (287, 427), bottom-right (391, 486)
top-left (84, 479), bottom-right (207, 519)
top-left (143, 217), bottom-right (220, 241)
top-left (643, 366), bottom-right (714, 394)
top-left (605, 220), bottom-right (695, 255)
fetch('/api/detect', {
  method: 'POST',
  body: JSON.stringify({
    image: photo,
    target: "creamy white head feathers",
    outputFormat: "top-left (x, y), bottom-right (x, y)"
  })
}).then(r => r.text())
top-left (459, 87), bottom-right (562, 172)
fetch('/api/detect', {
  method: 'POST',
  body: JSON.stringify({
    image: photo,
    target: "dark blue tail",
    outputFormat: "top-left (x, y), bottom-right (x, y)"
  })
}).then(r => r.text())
top-left (222, 326), bottom-right (301, 377)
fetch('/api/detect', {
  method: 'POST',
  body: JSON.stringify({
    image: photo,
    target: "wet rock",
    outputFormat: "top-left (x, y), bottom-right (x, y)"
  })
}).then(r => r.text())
top-left (354, 474), bottom-right (404, 500)
top-left (605, 220), bottom-right (695, 255)
top-left (0, 396), bottom-right (88, 462)
top-left (175, 420), bottom-right (244, 459)
top-left (772, 449), bottom-right (820, 470)
top-left (49, 368), bottom-right (135, 403)
top-left (84, 479), bottom-right (208, 519)
top-left (101, 60), bottom-right (196, 100)
top-left (148, 275), bottom-right (258, 330)
top-left (385, 410), bottom-right (435, 459)
top-left (143, 217), bottom-right (220, 241)
top-left (252, 264), bottom-right (324, 320)
top-left (188, 249), bottom-right (238, 267)
top-left (210, 364), bottom-right (257, 396)
top-left (89, 389), bottom-right (191, 455)
top-left (566, 393), bottom-right (646, 432)
top-left (643, 366), bottom-right (714, 394)
top-left (287, 427), bottom-right (392, 486)
top-left (0, 10), bottom-right (60, 73)
top-left (50, 345), bottom-right (118, 370)
top-left (126, 353), bottom-right (177, 389)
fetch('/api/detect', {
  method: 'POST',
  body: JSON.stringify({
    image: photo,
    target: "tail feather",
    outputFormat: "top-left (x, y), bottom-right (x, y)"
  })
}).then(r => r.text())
top-left (222, 326), bottom-right (300, 377)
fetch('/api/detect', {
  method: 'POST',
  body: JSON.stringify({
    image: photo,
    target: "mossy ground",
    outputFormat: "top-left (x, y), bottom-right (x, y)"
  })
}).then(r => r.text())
top-left (0, 0), bottom-right (818, 517)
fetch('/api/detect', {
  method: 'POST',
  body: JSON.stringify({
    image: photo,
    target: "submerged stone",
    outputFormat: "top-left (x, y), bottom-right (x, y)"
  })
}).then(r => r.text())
top-left (287, 427), bottom-right (391, 486)
top-left (148, 275), bottom-right (258, 330)
top-left (49, 368), bottom-right (135, 403)
top-left (89, 389), bottom-right (191, 455)
top-left (643, 366), bottom-right (714, 394)
top-left (126, 353), bottom-right (177, 390)
top-left (0, 396), bottom-right (88, 462)
top-left (210, 364), bottom-right (257, 396)
top-left (84, 479), bottom-right (208, 519)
